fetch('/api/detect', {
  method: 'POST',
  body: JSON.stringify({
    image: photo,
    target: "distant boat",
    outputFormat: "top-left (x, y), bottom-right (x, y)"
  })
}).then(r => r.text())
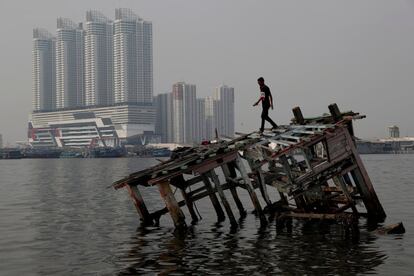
top-left (89, 147), bottom-right (126, 158)
top-left (60, 151), bottom-right (84, 158)
top-left (0, 149), bottom-right (23, 159)
top-left (152, 148), bottom-right (171, 157)
top-left (24, 148), bottom-right (62, 159)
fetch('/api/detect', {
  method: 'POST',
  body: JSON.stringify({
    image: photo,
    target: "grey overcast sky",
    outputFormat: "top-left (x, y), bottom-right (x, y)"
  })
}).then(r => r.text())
top-left (1, 0), bottom-right (414, 144)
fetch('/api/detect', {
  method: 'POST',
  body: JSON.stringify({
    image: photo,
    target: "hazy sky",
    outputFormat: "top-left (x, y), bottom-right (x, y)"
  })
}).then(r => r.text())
top-left (1, 0), bottom-right (414, 144)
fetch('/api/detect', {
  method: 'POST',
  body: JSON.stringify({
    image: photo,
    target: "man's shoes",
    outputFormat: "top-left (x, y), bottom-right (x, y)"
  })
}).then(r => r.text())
top-left (271, 126), bottom-right (278, 131)
top-left (259, 129), bottom-right (264, 134)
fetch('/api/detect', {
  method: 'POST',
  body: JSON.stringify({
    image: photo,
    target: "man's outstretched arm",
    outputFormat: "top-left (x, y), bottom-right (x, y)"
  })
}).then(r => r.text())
top-left (253, 93), bottom-right (265, 106)
top-left (253, 97), bottom-right (262, 106)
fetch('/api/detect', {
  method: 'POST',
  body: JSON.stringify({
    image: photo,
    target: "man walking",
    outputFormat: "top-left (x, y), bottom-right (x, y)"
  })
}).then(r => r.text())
top-left (253, 77), bottom-right (278, 133)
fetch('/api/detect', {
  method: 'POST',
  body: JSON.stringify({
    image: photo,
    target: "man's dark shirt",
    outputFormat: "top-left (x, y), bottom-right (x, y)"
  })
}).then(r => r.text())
top-left (260, 84), bottom-right (272, 108)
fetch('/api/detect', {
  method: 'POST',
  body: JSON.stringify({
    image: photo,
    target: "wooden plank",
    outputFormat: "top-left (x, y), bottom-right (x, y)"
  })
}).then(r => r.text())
top-left (256, 168), bottom-right (272, 206)
top-left (157, 181), bottom-right (187, 228)
top-left (332, 176), bottom-right (359, 215)
top-left (181, 188), bottom-right (199, 224)
top-left (221, 163), bottom-right (246, 217)
top-left (126, 185), bottom-right (153, 226)
top-left (344, 130), bottom-right (386, 221)
top-left (201, 174), bottom-right (226, 222)
top-left (210, 170), bottom-right (238, 227)
top-left (234, 156), bottom-right (267, 226)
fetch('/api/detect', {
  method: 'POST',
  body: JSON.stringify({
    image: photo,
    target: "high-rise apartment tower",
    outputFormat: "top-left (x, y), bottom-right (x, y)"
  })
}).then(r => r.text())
top-left (56, 18), bottom-right (85, 108)
top-left (113, 8), bottom-right (153, 104)
top-left (84, 11), bottom-right (113, 106)
top-left (32, 28), bottom-right (56, 111)
top-left (172, 82), bottom-right (197, 144)
top-left (214, 85), bottom-right (235, 137)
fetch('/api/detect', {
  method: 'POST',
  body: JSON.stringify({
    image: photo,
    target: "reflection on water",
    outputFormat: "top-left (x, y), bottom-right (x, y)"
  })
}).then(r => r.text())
top-left (116, 219), bottom-right (386, 275)
top-left (0, 156), bottom-right (412, 275)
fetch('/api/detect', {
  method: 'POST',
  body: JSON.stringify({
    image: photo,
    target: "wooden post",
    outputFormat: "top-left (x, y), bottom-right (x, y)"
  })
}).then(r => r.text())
top-left (234, 156), bottom-right (267, 226)
top-left (292, 106), bottom-right (305, 125)
top-left (126, 184), bottom-right (153, 226)
top-left (157, 181), bottom-right (187, 228)
top-left (209, 170), bottom-right (238, 227)
top-left (332, 176), bottom-right (359, 215)
top-left (201, 174), bottom-right (226, 222)
top-left (221, 163), bottom-right (246, 217)
top-left (279, 155), bottom-right (307, 210)
top-left (256, 168), bottom-right (272, 206)
top-left (180, 189), bottom-right (199, 224)
top-left (328, 103), bottom-right (342, 122)
top-left (344, 130), bottom-right (386, 221)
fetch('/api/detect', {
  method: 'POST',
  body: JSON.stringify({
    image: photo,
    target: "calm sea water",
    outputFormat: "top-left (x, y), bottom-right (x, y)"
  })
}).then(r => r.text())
top-left (0, 155), bottom-right (413, 275)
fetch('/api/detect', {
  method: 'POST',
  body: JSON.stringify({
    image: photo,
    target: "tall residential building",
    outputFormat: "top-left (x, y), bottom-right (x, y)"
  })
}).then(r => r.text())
top-left (196, 98), bottom-right (206, 141)
top-left (114, 8), bottom-right (153, 104)
top-left (32, 28), bottom-right (56, 111)
top-left (172, 82), bottom-right (197, 144)
top-left (84, 11), bottom-right (113, 106)
top-left (204, 96), bottom-right (217, 140)
top-left (155, 93), bottom-right (173, 143)
top-left (56, 18), bottom-right (85, 108)
top-left (214, 85), bottom-right (235, 137)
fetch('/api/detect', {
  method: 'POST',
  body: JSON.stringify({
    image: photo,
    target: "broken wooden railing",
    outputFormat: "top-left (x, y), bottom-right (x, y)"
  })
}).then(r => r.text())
top-left (112, 104), bottom-right (386, 230)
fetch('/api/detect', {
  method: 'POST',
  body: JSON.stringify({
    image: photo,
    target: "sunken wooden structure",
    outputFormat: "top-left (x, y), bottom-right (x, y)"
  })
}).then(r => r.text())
top-left (113, 104), bottom-right (386, 229)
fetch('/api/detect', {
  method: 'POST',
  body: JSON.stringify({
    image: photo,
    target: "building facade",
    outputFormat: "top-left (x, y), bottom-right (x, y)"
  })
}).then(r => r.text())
top-left (204, 96), bottom-right (217, 140)
top-left (84, 11), bottom-right (113, 106)
top-left (28, 117), bottom-right (119, 148)
top-left (214, 85), bottom-right (235, 137)
top-left (31, 104), bottom-right (155, 140)
top-left (155, 93), bottom-right (173, 143)
top-left (172, 82), bottom-right (197, 144)
top-left (32, 28), bottom-right (56, 111)
top-left (56, 18), bottom-right (85, 108)
top-left (196, 98), bottom-right (206, 141)
top-left (30, 9), bottom-right (155, 147)
top-left (113, 8), bottom-right (153, 104)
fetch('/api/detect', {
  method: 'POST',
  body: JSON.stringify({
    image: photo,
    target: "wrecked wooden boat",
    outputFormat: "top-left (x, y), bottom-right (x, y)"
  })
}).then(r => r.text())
top-left (112, 104), bottom-right (388, 231)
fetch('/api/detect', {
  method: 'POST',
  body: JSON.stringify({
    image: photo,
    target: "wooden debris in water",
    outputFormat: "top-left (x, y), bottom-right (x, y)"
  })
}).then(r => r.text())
top-left (113, 103), bottom-right (389, 232)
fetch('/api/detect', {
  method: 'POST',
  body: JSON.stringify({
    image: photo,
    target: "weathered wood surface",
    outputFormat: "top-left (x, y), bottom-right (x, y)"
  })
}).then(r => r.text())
top-left (114, 104), bottom-right (392, 233)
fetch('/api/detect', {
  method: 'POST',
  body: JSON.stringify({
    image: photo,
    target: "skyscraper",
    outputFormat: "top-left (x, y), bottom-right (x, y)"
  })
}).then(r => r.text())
top-left (84, 11), bottom-right (113, 106)
top-left (113, 8), bottom-right (153, 104)
top-left (204, 96), bottom-right (217, 140)
top-left (56, 18), bottom-right (85, 108)
top-left (155, 93), bottom-right (173, 143)
top-left (196, 98), bottom-right (206, 141)
top-left (172, 82), bottom-right (197, 144)
top-left (214, 85), bottom-right (235, 137)
top-left (32, 28), bottom-right (56, 111)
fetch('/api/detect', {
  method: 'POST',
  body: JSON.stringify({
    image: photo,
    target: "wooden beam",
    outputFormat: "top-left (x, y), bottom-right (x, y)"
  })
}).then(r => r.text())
top-left (328, 103), bottom-right (342, 122)
top-left (235, 156), bottom-right (267, 226)
top-left (157, 181), bottom-right (187, 228)
top-left (292, 106), bottom-right (305, 125)
top-left (181, 188), bottom-right (199, 224)
top-left (201, 174), bottom-right (226, 222)
top-left (126, 185), bottom-right (153, 226)
top-left (222, 163), bottom-right (246, 217)
top-left (209, 170), bottom-right (238, 227)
